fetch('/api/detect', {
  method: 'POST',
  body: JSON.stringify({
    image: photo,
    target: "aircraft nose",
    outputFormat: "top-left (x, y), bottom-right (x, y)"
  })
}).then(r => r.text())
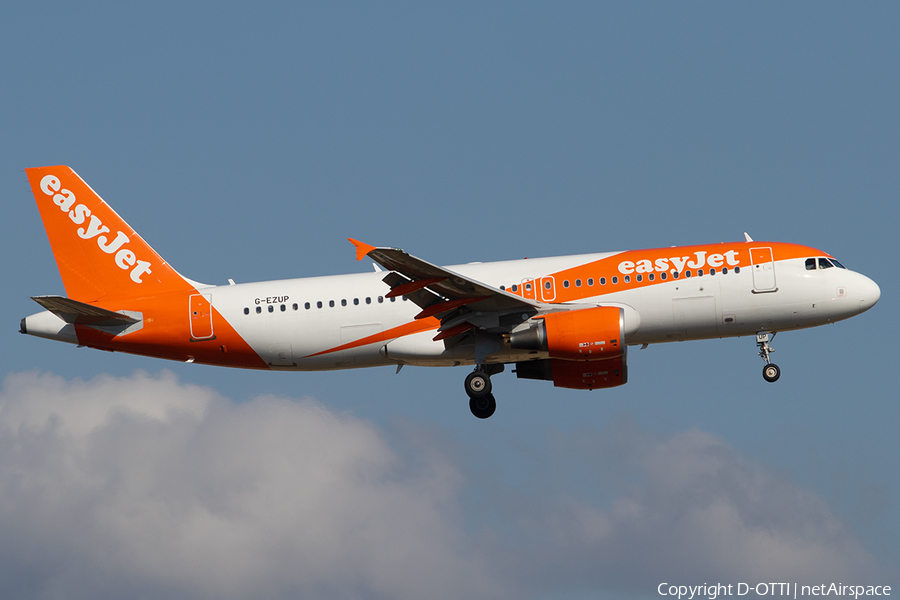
top-left (856, 273), bottom-right (880, 313)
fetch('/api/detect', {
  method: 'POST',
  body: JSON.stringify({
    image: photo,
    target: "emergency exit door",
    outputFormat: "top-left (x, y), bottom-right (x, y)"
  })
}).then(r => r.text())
top-left (540, 276), bottom-right (556, 301)
top-left (521, 279), bottom-right (536, 300)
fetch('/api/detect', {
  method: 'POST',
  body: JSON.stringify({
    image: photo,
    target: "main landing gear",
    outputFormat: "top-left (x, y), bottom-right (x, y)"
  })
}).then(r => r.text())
top-left (465, 364), bottom-right (503, 419)
top-left (756, 331), bottom-right (781, 383)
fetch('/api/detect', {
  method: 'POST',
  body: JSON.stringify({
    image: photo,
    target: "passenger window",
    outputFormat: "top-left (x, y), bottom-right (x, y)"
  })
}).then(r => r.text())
top-left (341, 299), bottom-right (347, 307)
top-left (819, 258), bottom-right (833, 269)
top-left (525, 283), bottom-right (532, 291)
top-left (563, 280), bottom-right (570, 288)
top-left (710, 268), bottom-right (716, 275)
top-left (697, 269), bottom-right (703, 277)
top-left (354, 298), bottom-right (359, 305)
top-left (734, 266), bottom-right (741, 274)
top-left (636, 274), bottom-right (642, 282)
top-left (256, 306), bottom-right (262, 314)
top-left (511, 284), bottom-right (518, 292)
top-left (587, 278), bottom-right (594, 286)
top-left (672, 271), bottom-right (679, 279)
top-left (500, 285), bottom-right (505, 291)
top-left (612, 276), bottom-right (618, 284)
top-left (722, 268), bottom-right (728, 274)
top-left (378, 296), bottom-right (384, 303)
top-left (317, 301), bottom-right (323, 309)
top-left (305, 302), bottom-right (310, 309)
top-left (243, 307), bottom-right (249, 315)
top-left (648, 273), bottom-right (655, 281)
top-left (575, 279), bottom-right (582, 287)
top-left (292, 303), bottom-right (298, 310)
top-left (280, 304), bottom-right (286, 312)
top-left (685, 270), bottom-right (692, 278)
top-left (805, 258), bottom-right (816, 270)
top-left (624, 275), bottom-right (631, 283)
top-left (600, 277), bottom-right (606, 285)
top-left (268, 305), bottom-right (274, 313)
top-left (661, 272), bottom-right (667, 280)
top-left (545, 281), bottom-right (552, 289)
top-left (390, 297), bottom-right (396, 302)
top-left (366, 297), bottom-right (371, 304)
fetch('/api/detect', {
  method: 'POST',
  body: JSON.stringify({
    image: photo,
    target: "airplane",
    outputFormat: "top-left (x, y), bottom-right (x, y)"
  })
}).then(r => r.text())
top-left (20, 166), bottom-right (881, 418)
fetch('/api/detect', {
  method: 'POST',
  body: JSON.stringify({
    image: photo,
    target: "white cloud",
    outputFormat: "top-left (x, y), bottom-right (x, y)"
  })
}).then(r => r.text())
top-left (497, 425), bottom-right (880, 596)
top-left (0, 371), bottom-right (882, 600)
top-left (0, 371), bottom-right (498, 600)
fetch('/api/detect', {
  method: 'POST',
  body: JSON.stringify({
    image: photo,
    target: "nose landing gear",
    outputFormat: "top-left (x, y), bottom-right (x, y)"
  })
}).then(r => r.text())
top-left (464, 364), bottom-right (503, 419)
top-left (757, 332), bottom-right (781, 382)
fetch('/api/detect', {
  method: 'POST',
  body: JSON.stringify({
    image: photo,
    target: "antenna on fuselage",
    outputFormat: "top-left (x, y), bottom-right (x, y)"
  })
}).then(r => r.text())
top-left (744, 232), bottom-right (754, 242)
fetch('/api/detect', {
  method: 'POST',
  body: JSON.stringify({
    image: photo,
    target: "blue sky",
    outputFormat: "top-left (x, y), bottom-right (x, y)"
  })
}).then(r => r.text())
top-left (1, 3), bottom-right (897, 599)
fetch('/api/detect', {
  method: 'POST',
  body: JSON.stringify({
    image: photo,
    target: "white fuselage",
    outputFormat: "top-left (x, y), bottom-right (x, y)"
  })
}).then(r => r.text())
top-left (203, 252), bottom-right (879, 370)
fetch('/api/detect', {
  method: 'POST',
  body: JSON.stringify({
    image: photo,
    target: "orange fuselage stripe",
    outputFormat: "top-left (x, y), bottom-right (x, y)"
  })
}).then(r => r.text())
top-left (302, 317), bottom-right (440, 359)
top-left (501, 241), bottom-right (823, 302)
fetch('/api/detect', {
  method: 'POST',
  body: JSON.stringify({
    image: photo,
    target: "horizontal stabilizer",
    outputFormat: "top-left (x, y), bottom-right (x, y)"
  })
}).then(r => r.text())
top-left (31, 295), bottom-right (140, 326)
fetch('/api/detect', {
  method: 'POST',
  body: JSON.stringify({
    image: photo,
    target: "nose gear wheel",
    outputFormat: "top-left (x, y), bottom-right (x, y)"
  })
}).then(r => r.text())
top-left (756, 332), bottom-right (781, 383)
top-left (762, 363), bottom-right (781, 382)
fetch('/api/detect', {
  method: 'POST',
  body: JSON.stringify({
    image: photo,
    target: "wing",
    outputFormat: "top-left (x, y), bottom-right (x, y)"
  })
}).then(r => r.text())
top-left (349, 239), bottom-right (542, 341)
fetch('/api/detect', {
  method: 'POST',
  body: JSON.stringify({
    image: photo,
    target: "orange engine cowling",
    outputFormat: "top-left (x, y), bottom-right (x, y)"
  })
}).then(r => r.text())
top-left (509, 306), bottom-right (625, 361)
top-left (510, 306), bottom-right (628, 390)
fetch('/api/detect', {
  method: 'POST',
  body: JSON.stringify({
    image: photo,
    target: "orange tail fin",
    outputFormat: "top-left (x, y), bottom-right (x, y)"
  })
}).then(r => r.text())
top-left (25, 166), bottom-right (194, 302)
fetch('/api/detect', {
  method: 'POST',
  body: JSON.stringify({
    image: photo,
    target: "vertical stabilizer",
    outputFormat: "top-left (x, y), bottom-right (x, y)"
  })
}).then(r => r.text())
top-left (25, 166), bottom-right (194, 302)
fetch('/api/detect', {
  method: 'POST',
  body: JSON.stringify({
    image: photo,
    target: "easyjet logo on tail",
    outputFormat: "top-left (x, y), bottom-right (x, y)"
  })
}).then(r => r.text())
top-left (40, 174), bottom-right (153, 283)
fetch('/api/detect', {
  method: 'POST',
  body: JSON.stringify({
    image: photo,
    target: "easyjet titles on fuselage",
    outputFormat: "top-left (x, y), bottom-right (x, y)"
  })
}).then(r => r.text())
top-left (39, 174), bottom-right (153, 284)
top-left (618, 249), bottom-right (741, 275)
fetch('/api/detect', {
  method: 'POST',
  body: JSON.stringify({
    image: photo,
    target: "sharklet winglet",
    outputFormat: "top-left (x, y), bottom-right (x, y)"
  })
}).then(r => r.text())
top-left (348, 238), bottom-right (377, 261)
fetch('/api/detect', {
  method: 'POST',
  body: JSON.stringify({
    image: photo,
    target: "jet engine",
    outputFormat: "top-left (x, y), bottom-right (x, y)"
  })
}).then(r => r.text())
top-left (510, 306), bottom-right (629, 390)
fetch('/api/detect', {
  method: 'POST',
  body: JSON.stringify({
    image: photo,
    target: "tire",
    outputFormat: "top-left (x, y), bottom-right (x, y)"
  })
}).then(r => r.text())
top-left (469, 394), bottom-right (496, 419)
top-left (762, 363), bottom-right (781, 383)
top-left (464, 371), bottom-right (492, 399)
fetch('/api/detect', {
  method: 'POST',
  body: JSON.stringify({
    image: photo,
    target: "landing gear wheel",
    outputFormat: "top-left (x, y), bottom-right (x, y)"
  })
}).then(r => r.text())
top-left (762, 363), bottom-right (781, 383)
top-left (464, 370), bottom-right (492, 399)
top-left (469, 393), bottom-right (496, 419)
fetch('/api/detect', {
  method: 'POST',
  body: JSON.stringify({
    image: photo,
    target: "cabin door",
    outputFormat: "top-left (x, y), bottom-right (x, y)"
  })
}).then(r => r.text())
top-left (750, 247), bottom-right (777, 292)
top-left (189, 294), bottom-right (214, 340)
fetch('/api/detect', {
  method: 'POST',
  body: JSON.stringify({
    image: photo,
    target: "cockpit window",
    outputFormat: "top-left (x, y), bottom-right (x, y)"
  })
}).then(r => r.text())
top-left (831, 258), bottom-right (846, 269)
top-left (805, 258), bottom-right (816, 270)
top-left (818, 258), bottom-right (833, 270)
